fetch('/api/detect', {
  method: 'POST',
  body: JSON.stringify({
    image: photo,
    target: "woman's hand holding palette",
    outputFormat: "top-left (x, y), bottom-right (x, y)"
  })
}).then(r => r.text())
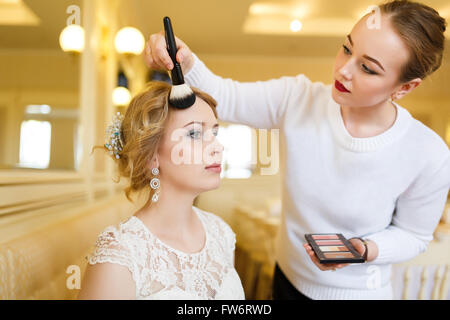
top-left (304, 234), bottom-right (365, 264)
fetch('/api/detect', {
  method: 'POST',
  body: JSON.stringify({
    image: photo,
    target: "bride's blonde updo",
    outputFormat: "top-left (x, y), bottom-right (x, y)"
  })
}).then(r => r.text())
top-left (100, 81), bottom-right (217, 202)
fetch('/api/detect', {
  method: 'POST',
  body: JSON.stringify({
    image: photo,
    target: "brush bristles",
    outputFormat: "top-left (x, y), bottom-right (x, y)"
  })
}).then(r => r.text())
top-left (169, 84), bottom-right (196, 109)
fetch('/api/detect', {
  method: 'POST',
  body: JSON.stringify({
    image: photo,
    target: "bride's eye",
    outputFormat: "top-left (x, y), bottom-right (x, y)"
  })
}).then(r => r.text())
top-left (188, 130), bottom-right (202, 139)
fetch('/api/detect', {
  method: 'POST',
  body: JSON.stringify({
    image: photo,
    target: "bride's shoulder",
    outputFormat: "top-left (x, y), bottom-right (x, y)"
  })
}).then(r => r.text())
top-left (94, 215), bottom-right (146, 249)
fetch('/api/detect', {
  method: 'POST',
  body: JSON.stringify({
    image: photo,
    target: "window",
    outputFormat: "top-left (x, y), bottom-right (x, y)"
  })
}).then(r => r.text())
top-left (25, 104), bottom-right (51, 115)
top-left (19, 120), bottom-right (52, 169)
top-left (217, 124), bottom-right (254, 179)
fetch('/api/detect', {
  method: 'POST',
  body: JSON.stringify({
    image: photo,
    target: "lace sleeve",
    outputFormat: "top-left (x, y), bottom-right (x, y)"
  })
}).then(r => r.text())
top-left (86, 225), bottom-right (139, 285)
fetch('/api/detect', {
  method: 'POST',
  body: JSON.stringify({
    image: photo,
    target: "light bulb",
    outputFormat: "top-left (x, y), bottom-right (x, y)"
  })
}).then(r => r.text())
top-left (115, 27), bottom-right (145, 55)
top-left (59, 24), bottom-right (85, 53)
top-left (113, 87), bottom-right (131, 106)
top-left (290, 20), bottom-right (302, 32)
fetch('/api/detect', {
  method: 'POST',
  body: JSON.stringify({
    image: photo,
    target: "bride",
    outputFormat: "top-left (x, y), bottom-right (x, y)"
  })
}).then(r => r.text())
top-left (77, 81), bottom-right (245, 300)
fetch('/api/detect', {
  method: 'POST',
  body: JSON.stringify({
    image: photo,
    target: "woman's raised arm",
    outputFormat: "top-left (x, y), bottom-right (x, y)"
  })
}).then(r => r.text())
top-left (145, 31), bottom-right (311, 129)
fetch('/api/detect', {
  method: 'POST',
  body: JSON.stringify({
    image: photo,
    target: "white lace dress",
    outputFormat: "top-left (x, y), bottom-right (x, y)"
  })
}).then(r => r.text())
top-left (87, 206), bottom-right (245, 300)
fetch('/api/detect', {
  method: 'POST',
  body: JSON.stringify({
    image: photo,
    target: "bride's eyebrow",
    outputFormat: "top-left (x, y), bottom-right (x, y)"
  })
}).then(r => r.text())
top-left (183, 121), bottom-right (219, 128)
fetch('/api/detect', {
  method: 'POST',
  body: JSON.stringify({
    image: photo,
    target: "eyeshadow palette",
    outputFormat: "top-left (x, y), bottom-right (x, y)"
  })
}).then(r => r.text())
top-left (304, 233), bottom-right (365, 264)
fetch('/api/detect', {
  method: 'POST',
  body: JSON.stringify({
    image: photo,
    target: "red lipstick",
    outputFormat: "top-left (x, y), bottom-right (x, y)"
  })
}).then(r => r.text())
top-left (335, 80), bottom-right (351, 93)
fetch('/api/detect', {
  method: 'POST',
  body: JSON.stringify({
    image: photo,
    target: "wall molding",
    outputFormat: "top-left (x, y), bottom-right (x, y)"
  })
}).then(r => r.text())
top-left (0, 170), bottom-right (124, 219)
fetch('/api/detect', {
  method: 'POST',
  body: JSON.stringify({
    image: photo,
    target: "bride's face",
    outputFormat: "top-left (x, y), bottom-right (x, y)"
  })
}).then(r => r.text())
top-left (157, 97), bottom-right (224, 194)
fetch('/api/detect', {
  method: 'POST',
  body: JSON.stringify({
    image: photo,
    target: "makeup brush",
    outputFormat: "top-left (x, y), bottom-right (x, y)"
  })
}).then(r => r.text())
top-left (163, 16), bottom-right (196, 109)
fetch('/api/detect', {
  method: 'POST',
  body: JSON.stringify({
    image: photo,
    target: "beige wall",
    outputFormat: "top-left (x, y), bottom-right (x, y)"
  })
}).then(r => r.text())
top-left (0, 49), bottom-right (79, 91)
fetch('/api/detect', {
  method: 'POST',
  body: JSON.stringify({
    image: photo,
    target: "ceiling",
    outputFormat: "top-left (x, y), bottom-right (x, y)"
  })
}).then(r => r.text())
top-left (0, 0), bottom-right (40, 26)
top-left (122, 0), bottom-right (450, 57)
top-left (1, 0), bottom-right (449, 59)
top-left (0, 0), bottom-right (81, 49)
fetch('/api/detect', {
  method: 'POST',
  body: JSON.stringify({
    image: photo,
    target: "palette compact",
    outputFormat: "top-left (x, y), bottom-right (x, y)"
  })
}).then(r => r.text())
top-left (304, 233), bottom-right (365, 264)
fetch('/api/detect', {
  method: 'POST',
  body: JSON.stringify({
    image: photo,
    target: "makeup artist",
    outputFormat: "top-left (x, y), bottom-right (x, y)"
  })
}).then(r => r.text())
top-left (145, 0), bottom-right (450, 300)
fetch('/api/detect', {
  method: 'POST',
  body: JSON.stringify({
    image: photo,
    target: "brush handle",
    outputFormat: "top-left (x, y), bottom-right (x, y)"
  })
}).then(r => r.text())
top-left (163, 16), bottom-right (184, 86)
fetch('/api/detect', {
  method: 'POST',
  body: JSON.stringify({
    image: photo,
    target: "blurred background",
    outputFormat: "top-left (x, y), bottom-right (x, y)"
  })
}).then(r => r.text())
top-left (0, 0), bottom-right (449, 300)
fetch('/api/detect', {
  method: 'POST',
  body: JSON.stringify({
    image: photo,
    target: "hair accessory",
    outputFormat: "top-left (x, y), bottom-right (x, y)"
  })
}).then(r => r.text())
top-left (105, 112), bottom-right (124, 160)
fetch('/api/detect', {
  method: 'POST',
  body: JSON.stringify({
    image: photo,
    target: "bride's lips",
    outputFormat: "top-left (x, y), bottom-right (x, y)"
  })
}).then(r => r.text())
top-left (205, 163), bottom-right (222, 173)
top-left (335, 80), bottom-right (351, 93)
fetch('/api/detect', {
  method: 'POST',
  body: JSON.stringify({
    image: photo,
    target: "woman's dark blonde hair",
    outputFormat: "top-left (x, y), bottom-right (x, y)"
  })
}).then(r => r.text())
top-left (379, 0), bottom-right (447, 82)
top-left (99, 81), bottom-right (218, 202)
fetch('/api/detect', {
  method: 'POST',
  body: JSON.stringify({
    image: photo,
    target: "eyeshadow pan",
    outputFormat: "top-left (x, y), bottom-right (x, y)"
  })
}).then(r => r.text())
top-left (318, 246), bottom-right (348, 252)
top-left (312, 234), bottom-right (339, 240)
top-left (323, 252), bottom-right (355, 259)
top-left (315, 240), bottom-right (343, 245)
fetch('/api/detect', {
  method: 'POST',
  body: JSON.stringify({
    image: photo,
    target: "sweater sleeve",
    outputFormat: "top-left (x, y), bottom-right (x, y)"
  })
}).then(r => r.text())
top-left (184, 53), bottom-right (309, 129)
top-left (366, 154), bottom-right (450, 265)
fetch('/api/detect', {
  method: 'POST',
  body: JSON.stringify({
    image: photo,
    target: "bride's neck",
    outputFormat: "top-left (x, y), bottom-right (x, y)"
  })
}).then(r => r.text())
top-left (138, 182), bottom-right (198, 233)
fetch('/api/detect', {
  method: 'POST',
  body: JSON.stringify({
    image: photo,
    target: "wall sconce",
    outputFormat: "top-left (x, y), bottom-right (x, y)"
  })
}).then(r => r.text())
top-left (59, 24), bottom-right (85, 53)
top-left (112, 71), bottom-right (132, 106)
top-left (59, 23), bottom-right (145, 58)
top-left (114, 27), bottom-right (145, 55)
top-left (113, 87), bottom-right (131, 106)
top-left (290, 19), bottom-right (302, 32)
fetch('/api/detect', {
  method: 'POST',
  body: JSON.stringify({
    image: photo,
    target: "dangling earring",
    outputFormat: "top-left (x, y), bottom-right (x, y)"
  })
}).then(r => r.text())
top-left (150, 167), bottom-right (160, 203)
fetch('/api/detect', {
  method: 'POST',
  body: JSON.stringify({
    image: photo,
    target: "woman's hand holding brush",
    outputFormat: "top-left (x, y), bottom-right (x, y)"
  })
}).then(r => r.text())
top-left (145, 31), bottom-right (194, 75)
top-left (146, 18), bottom-right (196, 109)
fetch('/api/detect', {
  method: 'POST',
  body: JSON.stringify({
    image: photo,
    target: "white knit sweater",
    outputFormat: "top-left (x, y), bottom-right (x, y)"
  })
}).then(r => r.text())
top-left (184, 53), bottom-right (450, 300)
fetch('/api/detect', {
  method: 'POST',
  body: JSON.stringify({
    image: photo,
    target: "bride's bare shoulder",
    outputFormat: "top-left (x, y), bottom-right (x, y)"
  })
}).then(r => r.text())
top-left (77, 260), bottom-right (136, 300)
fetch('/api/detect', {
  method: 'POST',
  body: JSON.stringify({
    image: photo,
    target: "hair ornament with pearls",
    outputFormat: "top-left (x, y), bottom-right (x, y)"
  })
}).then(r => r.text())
top-left (105, 112), bottom-right (124, 160)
